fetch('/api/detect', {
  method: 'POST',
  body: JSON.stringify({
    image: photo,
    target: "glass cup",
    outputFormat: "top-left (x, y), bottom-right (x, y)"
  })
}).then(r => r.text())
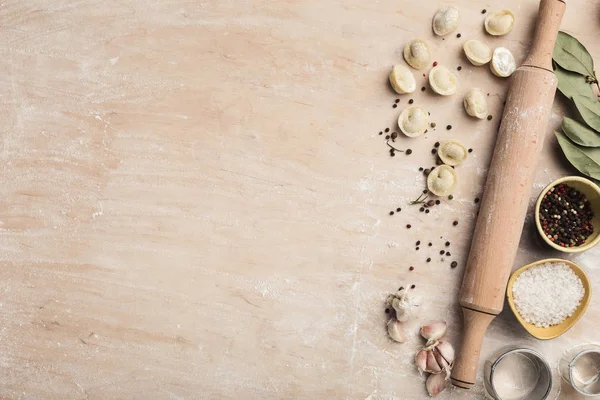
top-left (484, 347), bottom-right (552, 400)
top-left (559, 344), bottom-right (600, 396)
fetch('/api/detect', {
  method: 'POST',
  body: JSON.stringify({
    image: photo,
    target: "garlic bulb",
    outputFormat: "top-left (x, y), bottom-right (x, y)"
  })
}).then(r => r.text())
top-left (436, 341), bottom-right (455, 368)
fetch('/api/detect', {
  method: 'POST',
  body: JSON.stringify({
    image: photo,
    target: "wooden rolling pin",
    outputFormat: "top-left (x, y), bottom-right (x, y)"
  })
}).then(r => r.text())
top-left (450, 0), bottom-right (565, 389)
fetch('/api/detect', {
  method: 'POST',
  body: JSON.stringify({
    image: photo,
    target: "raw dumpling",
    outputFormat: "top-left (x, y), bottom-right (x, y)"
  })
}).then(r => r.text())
top-left (463, 88), bottom-right (488, 119)
top-left (427, 165), bottom-right (458, 196)
top-left (429, 66), bottom-right (457, 96)
top-left (398, 106), bottom-right (429, 137)
top-left (432, 7), bottom-right (460, 36)
top-left (463, 40), bottom-right (492, 66)
top-left (389, 64), bottom-right (416, 94)
top-left (485, 10), bottom-right (515, 36)
top-left (403, 39), bottom-right (431, 70)
top-left (438, 140), bottom-right (468, 166)
top-left (490, 47), bottom-right (516, 77)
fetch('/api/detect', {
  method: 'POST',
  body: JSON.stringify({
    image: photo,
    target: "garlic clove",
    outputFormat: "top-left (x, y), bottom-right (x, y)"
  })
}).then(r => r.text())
top-left (415, 349), bottom-right (428, 375)
top-left (387, 318), bottom-right (407, 343)
top-left (433, 348), bottom-right (450, 371)
top-left (435, 341), bottom-right (455, 365)
top-left (420, 321), bottom-right (447, 342)
top-left (426, 349), bottom-right (443, 374)
top-left (426, 372), bottom-right (448, 396)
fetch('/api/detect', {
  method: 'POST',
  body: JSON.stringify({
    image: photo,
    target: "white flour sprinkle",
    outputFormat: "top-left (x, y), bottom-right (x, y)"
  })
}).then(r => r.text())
top-left (512, 262), bottom-right (584, 328)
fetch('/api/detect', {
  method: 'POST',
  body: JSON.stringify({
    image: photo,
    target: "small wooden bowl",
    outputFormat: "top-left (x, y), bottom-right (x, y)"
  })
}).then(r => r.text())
top-left (506, 258), bottom-right (591, 340)
top-left (535, 176), bottom-right (600, 253)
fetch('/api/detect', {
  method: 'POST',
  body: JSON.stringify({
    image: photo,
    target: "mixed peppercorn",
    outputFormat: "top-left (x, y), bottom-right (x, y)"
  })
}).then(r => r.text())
top-left (539, 183), bottom-right (594, 247)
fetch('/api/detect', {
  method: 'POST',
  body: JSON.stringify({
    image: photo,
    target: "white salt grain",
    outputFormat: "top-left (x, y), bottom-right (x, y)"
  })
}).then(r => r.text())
top-left (512, 262), bottom-right (584, 328)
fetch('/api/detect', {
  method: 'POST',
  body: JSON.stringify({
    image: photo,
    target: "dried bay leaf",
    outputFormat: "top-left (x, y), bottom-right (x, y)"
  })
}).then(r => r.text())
top-left (555, 130), bottom-right (600, 180)
top-left (562, 117), bottom-right (600, 147)
top-left (553, 31), bottom-right (596, 78)
top-left (573, 95), bottom-right (600, 132)
top-left (554, 65), bottom-right (595, 100)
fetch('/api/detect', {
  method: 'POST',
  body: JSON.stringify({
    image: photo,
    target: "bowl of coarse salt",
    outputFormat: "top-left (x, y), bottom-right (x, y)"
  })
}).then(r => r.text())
top-left (506, 258), bottom-right (591, 340)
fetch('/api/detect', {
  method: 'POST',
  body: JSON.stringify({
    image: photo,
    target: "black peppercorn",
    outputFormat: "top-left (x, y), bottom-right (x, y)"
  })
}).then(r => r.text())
top-left (475, 198), bottom-right (480, 203)
top-left (440, 250), bottom-right (445, 255)
top-left (389, 211), bottom-right (394, 215)
top-left (446, 125), bottom-right (452, 130)
top-left (428, 242), bottom-right (432, 247)
top-left (425, 209), bottom-right (430, 214)
top-left (406, 224), bottom-right (411, 229)
top-left (456, 33), bottom-right (461, 38)
top-left (385, 128), bottom-right (390, 132)
top-left (420, 207), bottom-right (425, 212)
top-left (434, 142), bottom-right (440, 148)
top-left (410, 284), bottom-right (416, 289)
top-left (482, 9), bottom-right (487, 14)
top-left (445, 241), bottom-right (450, 246)
top-left (453, 220), bottom-right (458, 226)
top-left (395, 99), bottom-right (400, 103)
top-left (457, 66), bottom-right (462, 71)
top-left (385, 308), bottom-right (390, 313)
top-left (419, 167), bottom-right (424, 171)
top-left (416, 241), bottom-right (421, 246)
top-left (409, 99), bottom-right (414, 104)
top-left (426, 258), bottom-right (431, 262)
top-left (406, 149), bottom-right (412, 155)
top-left (448, 195), bottom-right (454, 200)
top-left (432, 149), bottom-right (437, 154)
top-left (487, 115), bottom-right (493, 121)
top-left (397, 208), bottom-right (401, 212)
top-left (392, 104), bottom-right (397, 108)
top-left (423, 190), bottom-right (428, 194)
top-left (451, 261), bottom-right (458, 268)
top-left (468, 148), bottom-right (473, 153)
top-left (436, 200), bottom-right (441, 205)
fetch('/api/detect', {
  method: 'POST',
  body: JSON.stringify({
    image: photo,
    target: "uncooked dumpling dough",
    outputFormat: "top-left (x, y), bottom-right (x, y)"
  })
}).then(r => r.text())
top-left (490, 47), bottom-right (516, 77)
top-left (398, 106), bottom-right (429, 137)
top-left (485, 10), bottom-right (515, 36)
top-left (429, 66), bottom-right (457, 96)
top-left (432, 7), bottom-right (460, 36)
top-left (463, 40), bottom-right (492, 66)
top-left (463, 88), bottom-right (488, 119)
top-left (438, 140), bottom-right (468, 166)
top-left (389, 64), bottom-right (416, 94)
top-left (427, 165), bottom-right (458, 196)
top-left (403, 39), bottom-right (431, 70)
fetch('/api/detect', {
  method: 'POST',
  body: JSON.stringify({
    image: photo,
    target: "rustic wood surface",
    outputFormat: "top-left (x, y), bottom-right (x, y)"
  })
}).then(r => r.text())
top-left (2, 1), bottom-right (600, 399)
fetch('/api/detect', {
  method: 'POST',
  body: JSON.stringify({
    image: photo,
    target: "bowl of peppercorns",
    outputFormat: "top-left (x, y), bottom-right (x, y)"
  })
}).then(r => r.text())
top-left (535, 176), bottom-right (600, 253)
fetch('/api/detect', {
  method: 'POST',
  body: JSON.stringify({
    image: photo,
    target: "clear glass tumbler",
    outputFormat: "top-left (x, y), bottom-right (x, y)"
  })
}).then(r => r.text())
top-left (484, 346), bottom-right (552, 400)
top-left (559, 344), bottom-right (600, 396)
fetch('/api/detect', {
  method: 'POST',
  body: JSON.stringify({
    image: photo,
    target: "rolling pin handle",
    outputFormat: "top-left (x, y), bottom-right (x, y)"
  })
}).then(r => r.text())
top-left (523, 0), bottom-right (567, 70)
top-left (451, 307), bottom-right (496, 389)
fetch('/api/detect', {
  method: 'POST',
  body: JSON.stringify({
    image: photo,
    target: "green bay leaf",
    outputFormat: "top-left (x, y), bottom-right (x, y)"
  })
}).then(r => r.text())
top-left (573, 95), bottom-right (600, 132)
top-left (555, 130), bottom-right (600, 180)
top-left (553, 31), bottom-right (596, 78)
top-left (554, 65), bottom-right (595, 100)
top-left (562, 117), bottom-right (600, 147)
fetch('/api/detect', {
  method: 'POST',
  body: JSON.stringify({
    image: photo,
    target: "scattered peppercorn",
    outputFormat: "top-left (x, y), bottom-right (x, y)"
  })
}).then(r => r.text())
top-left (419, 167), bottom-right (424, 171)
top-left (456, 33), bottom-right (461, 38)
top-left (389, 211), bottom-right (394, 215)
top-left (440, 250), bottom-right (445, 255)
top-left (457, 66), bottom-right (462, 71)
top-left (451, 261), bottom-right (458, 268)
top-left (406, 149), bottom-right (413, 155)
top-left (392, 104), bottom-right (397, 108)
top-left (539, 183), bottom-right (594, 247)
top-left (434, 142), bottom-right (440, 148)
top-left (428, 242), bottom-right (432, 247)
top-left (416, 240), bottom-right (421, 246)
top-left (425, 209), bottom-right (430, 214)
top-left (436, 200), bottom-right (441, 205)
top-left (409, 266), bottom-right (414, 271)
top-left (399, 287), bottom-right (404, 291)
top-left (430, 122), bottom-right (437, 128)
top-left (385, 135), bottom-right (390, 139)
top-left (487, 115), bottom-right (493, 121)
top-left (423, 190), bottom-right (428, 194)
top-left (420, 207), bottom-right (425, 212)
top-left (390, 152), bottom-right (395, 157)
top-left (421, 86), bottom-right (426, 91)
top-left (409, 99), bottom-right (414, 104)
top-left (379, 131), bottom-right (383, 135)
top-left (426, 258), bottom-right (431, 262)
top-left (448, 195), bottom-right (454, 200)
top-left (395, 99), bottom-right (400, 103)
top-left (424, 169), bottom-right (430, 175)
top-left (453, 220), bottom-right (459, 226)
top-left (475, 197), bottom-right (480, 203)
top-left (410, 284), bottom-right (416, 289)
top-left (446, 125), bottom-right (452, 130)
top-left (385, 308), bottom-right (390, 313)
top-left (433, 61), bottom-right (438, 67)
top-left (482, 9), bottom-right (487, 14)
top-left (391, 132), bottom-right (398, 139)
top-left (406, 224), bottom-right (412, 229)
top-left (385, 128), bottom-right (390, 133)
top-left (416, 247), bottom-right (420, 250)
top-left (432, 149), bottom-right (437, 154)
top-left (396, 208), bottom-right (401, 212)
top-left (446, 252), bottom-right (451, 256)
top-left (468, 148), bottom-right (473, 153)
top-left (445, 241), bottom-right (450, 246)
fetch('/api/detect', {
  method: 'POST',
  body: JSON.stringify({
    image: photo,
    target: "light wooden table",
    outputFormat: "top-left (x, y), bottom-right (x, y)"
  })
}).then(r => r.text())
top-left (2, 1), bottom-right (600, 399)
